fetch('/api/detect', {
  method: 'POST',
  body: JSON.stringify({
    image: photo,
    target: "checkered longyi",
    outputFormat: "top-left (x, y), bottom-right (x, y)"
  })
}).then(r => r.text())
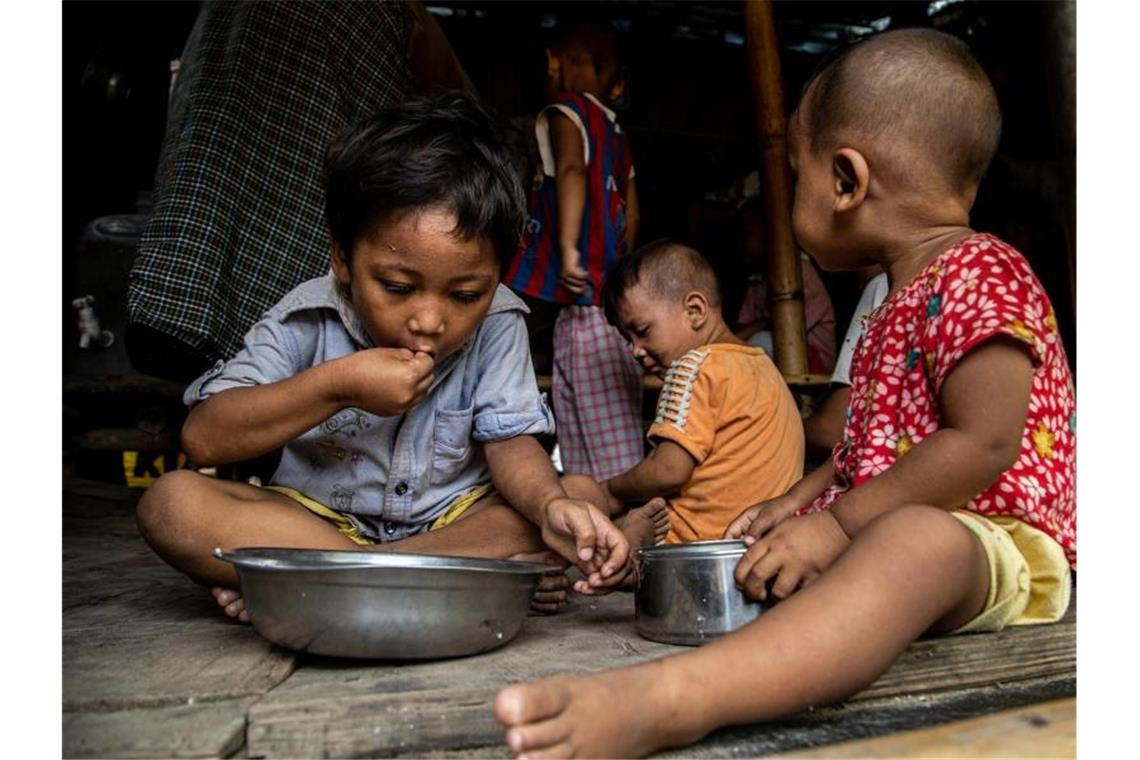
top-left (129, 1), bottom-right (411, 361)
top-left (552, 306), bottom-right (646, 481)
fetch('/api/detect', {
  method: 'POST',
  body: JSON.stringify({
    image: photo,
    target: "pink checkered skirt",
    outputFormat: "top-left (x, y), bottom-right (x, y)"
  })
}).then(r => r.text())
top-left (552, 306), bottom-right (645, 480)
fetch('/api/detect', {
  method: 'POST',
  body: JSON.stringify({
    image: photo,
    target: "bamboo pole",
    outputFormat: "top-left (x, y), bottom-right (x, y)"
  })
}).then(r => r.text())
top-left (742, 0), bottom-right (809, 377)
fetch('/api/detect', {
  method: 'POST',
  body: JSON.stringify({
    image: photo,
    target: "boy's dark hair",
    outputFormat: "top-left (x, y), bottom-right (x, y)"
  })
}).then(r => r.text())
top-left (323, 94), bottom-right (527, 267)
top-left (603, 239), bottom-right (722, 328)
top-left (799, 28), bottom-right (1001, 194)
top-left (551, 21), bottom-right (622, 95)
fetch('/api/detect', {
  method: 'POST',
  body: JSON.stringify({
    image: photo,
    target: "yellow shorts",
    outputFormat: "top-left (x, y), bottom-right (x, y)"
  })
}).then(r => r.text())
top-left (266, 483), bottom-right (495, 546)
top-left (951, 510), bottom-right (1072, 634)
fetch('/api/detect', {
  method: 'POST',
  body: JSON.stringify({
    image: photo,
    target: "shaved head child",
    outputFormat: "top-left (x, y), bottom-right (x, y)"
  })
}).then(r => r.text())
top-left (494, 28), bottom-right (1074, 758)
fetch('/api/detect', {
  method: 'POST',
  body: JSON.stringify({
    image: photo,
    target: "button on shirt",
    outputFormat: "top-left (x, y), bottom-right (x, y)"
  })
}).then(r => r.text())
top-left (184, 273), bottom-right (555, 542)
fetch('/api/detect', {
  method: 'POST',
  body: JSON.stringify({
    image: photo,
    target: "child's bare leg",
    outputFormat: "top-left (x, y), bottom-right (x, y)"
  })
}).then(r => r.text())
top-left (136, 470), bottom-right (359, 589)
top-left (495, 505), bottom-right (990, 758)
top-left (376, 490), bottom-right (547, 559)
top-left (379, 491), bottom-right (568, 613)
top-left (137, 472), bottom-right (548, 618)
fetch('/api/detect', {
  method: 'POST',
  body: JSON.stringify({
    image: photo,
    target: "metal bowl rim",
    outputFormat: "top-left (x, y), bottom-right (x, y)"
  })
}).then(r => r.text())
top-left (636, 539), bottom-right (748, 560)
top-left (214, 547), bottom-right (552, 575)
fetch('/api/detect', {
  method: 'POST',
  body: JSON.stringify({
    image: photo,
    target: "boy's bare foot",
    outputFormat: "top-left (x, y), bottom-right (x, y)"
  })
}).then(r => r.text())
top-left (510, 550), bottom-right (572, 614)
top-left (495, 660), bottom-right (691, 758)
top-left (210, 586), bottom-right (250, 623)
top-left (615, 497), bottom-right (670, 548)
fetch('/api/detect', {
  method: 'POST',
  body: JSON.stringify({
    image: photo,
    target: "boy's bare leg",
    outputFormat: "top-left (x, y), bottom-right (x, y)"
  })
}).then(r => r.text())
top-left (382, 489), bottom-right (569, 613)
top-left (138, 471), bottom-right (548, 618)
top-left (137, 470), bottom-right (359, 590)
top-left (495, 505), bottom-right (991, 758)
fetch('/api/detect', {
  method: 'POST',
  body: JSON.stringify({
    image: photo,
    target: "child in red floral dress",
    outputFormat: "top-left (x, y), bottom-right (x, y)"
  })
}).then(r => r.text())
top-left (494, 28), bottom-right (1074, 758)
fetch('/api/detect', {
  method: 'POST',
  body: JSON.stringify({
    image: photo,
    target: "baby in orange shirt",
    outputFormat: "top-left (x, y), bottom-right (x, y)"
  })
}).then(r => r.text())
top-left (564, 239), bottom-right (804, 545)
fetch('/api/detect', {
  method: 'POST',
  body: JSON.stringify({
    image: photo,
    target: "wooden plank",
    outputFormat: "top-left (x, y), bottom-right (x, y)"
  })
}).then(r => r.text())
top-left (857, 615), bottom-right (1075, 701)
top-left (72, 427), bottom-right (178, 452)
top-left (764, 698), bottom-right (1074, 758)
top-left (244, 591), bottom-right (1074, 757)
top-left (246, 672), bottom-right (1076, 759)
top-left (64, 622), bottom-right (296, 712)
top-left (63, 699), bottom-right (253, 759)
top-left (536, 374), bottom-right (663, 393)
top-left (250, 594), bottom-right (684, 704)
top-left (64, 373), bottom-right (185, 398)
top-left (61, 477), bottom-right (1077, 758)
top-left (535, 372), bottom-right (830, 393)
top-left (245, 596), bottom-right (686, 756)
top-left (783, 373), bottom-right (834, 390)
top-left (655, 674), bottom-right (1074, 759)
top-left (62, 479), bottom-right (297, 713)
top-left (248, 687), bottom-right (504, 758)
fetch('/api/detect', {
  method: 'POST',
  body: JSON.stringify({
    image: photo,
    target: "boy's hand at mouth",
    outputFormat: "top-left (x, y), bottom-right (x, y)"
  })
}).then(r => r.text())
top-left (339, 347), bottom-right (435, 416)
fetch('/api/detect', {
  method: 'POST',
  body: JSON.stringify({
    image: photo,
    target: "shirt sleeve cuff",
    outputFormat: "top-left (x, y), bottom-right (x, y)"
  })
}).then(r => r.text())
top-left (647, 422), bottom-right (709, 464)
top-left (472, 397), bottom-right (556, 441)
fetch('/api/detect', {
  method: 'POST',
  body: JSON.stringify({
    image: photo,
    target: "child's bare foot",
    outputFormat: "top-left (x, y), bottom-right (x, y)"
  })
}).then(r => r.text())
top-left (210, 586), bottom-right (250, 623)
top-left (615, 497), bottom-right (670, 548)
top-left (510, 550), bottom-right (572, 614)
top-left (495, 660), bottom-right (694, 758)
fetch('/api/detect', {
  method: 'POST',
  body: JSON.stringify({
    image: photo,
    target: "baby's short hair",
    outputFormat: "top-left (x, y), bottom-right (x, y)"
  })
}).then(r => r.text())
top-left (323, 94), bottom-right (526, 267)
top-left (603, 239), bottom-right (722, 327)
top-left (551, 21), bottom-right (622, 94)
top-left (800, 28), bottom-right (1001, 194)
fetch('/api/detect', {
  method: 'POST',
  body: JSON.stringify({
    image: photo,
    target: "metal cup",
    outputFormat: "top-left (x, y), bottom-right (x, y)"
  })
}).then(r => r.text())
top-left (634, 540), bottom-right (765, 646)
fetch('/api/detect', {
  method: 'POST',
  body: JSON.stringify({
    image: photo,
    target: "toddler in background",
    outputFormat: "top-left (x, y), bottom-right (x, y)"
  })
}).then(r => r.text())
top-left (564, 240), bottom-right (803, 548)
top-left (503, 21), bottom-right (645, 482)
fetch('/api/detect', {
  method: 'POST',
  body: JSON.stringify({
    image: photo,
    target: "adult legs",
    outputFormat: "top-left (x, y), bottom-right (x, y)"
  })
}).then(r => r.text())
top-left (494, 505), bottom-right (991, 758)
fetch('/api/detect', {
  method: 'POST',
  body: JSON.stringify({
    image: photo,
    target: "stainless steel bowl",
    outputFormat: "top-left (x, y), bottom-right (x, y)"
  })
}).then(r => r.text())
top-left (634, 540), bottom-right (765, 646)
top-left (214, 548), bottom-right (550, 659)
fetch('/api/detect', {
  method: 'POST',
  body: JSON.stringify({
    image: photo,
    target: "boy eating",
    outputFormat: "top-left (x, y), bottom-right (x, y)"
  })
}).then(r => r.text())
top-left (136, 95), bottom-right (665, 620)
top-left (495, 28), bottom-right (1074, 757)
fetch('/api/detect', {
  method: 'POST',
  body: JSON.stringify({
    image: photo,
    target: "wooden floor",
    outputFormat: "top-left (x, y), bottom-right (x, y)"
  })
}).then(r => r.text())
top-left (62, 478), bottom-right (1075, 759)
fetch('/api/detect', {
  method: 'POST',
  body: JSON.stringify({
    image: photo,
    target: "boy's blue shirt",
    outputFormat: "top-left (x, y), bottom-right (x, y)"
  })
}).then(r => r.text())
top-left (184, 272), bottom-right (555, 542)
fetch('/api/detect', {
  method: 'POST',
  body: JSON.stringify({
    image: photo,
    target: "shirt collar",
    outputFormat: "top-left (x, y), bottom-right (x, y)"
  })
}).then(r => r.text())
top-left (581, 92), bottom-right (617, 123)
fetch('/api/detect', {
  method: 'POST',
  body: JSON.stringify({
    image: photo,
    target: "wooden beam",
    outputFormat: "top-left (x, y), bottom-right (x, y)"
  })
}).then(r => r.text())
top-left (63, 373), bottom-right (185, 398)
top-left (742, 0), bottom-right (809, 377)
top-left (765, 698), bottom-right (1075, 758)
top-left (72, 428), bottom-right (178, 452)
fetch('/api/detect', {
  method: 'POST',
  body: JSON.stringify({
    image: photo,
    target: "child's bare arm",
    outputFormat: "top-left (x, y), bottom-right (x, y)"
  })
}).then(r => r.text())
top-left (734, 339), bottom-right (1034, 601)
top-left (804, 387), bottom-right (850, 457)
top-left (484, 435), bottom-right (631, 589)
top-left (549, 112), bottom-right (589, 294)
top-left (604, 440), bottom-right (696, 503)
top-left (181, 348), bottom-right (434, 465)
top-left (828, 338), bottom-right (1033, 537)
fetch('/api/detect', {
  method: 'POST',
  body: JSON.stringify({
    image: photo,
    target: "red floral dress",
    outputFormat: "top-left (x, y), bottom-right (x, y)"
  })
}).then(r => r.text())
top-left (805, 233), bottom-right (1076, 568)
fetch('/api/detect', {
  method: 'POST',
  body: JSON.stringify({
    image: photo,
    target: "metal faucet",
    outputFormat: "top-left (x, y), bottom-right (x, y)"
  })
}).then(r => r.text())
top-left (72, 295), bottom-right (115, 349)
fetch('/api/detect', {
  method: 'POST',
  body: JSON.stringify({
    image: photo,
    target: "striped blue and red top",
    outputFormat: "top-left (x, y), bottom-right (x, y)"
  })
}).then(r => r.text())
top-left (504, 93), bottom-right (634, 306)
